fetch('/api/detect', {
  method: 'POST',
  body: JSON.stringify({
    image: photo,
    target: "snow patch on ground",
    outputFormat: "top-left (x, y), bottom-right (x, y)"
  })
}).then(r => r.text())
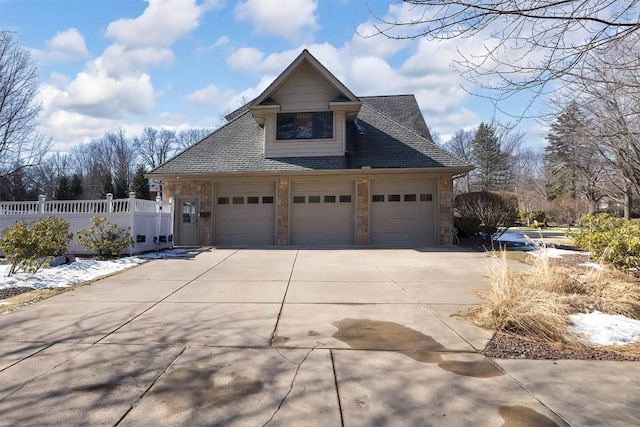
top-left (529, 247), bottom-right (585, 258)
top-left (0, 248), bottom-right (201, 292)
top-left (570, 311), bottom-right (640, 346)
top-left (0, 257), bottom-right (145, 290)
top-left (494, 231), bottom-right (534, 243)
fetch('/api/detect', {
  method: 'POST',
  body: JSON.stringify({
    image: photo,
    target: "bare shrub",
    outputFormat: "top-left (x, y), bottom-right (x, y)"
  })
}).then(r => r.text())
top-left (454, 191), bottom-right (518, 234)
top-left (546, 197), bottom-right (591, 226)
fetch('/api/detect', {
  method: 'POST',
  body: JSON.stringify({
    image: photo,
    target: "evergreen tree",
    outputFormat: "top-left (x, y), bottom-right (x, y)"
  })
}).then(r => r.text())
top-left (130, 165), bottom-right (150, 199)
top-left (55, 175), bottom-right (72, 200)
top-left (70, 173), bottom-right (83, 199)
top-left (471, 123), bottom-right (509, 191)
top-left (114, 175), bottom-right (129, 199)
top-left (545, 102), bottom-right (586, 200)
top-left (101, 171), bottom-right (114, 198)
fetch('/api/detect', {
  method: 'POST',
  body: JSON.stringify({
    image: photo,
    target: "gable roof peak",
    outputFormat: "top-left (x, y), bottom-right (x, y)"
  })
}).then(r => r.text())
top-left (250, 49), bottom-right (359, 107)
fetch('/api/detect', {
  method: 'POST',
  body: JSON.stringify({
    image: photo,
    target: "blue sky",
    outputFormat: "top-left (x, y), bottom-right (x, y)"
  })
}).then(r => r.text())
top-left (1, 0), bottom-right (547, 152)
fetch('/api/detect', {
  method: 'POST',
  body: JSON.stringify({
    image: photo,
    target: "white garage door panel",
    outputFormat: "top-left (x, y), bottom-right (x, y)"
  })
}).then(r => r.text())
top-left (215, 183), bottom-right (275, 246)
top-left (291, 181), bottom-right (354, 245)
top-left (371, 179), bottom-right (436, 246)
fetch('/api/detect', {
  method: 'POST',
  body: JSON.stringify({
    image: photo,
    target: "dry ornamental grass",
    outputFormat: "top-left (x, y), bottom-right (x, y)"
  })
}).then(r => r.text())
top-left (464, 247), bottom-right (640, 356)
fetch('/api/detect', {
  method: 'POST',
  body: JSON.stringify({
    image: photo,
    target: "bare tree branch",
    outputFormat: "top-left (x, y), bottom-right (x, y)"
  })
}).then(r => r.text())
top-left (0, 31), bottom-right (50, 179)
top-left (369, 1), bottom-right (640, 113)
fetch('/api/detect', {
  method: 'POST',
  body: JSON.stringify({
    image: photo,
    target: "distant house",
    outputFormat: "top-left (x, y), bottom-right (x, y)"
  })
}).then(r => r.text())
top-left (149, 50), bottom-right (471, 246)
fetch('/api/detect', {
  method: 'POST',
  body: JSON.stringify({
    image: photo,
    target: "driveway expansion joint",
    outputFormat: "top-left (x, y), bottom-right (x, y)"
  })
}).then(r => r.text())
top-left (269, 248), bottom-right (299, 347)
top-left (330, 349), bottom-right (345, 427)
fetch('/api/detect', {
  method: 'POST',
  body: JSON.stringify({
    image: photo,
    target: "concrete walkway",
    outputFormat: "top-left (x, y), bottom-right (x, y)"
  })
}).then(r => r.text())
top-left (0, 248), bottom-right (638, 426)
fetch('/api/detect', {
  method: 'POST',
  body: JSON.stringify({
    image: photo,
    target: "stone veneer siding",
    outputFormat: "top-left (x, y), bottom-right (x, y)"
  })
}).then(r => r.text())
top-left (162, 180), bottom-right (213, 246)
top-left (355, 177), bottom-right (369, 245)
top-left (438, 176), bottom-right (454, 244)
top-left (161, 173), bottom-right (456, 247)
top-left (276, 177), bottom-right (290, 245)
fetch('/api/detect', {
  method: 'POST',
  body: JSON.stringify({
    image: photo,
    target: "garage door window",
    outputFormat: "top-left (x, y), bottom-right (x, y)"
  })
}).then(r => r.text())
top-left (340, 195), bottom-right (352, 203)
top-left (372, 195), bottom-right (384, 202)
top-left (404, 194), bottom-right (417, 202)
top-left (293, 196), bottom-right (305, 203)
top-left (308, 195), bottom-right (321, 203)
top-left (324, 195), bottom-right (336, 203)
top-left (420, 193), bottom-right (433, 202)
top-left (219, 195), bottom-right (274, 205)
top-left (388, 194), bottom-right (401, 202)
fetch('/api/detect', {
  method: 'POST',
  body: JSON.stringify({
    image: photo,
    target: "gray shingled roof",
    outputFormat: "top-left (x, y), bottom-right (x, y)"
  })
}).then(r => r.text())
top-left (359, 95), bottom-right (432, 139)
top-left (150, 95), bottom-right (469, 175)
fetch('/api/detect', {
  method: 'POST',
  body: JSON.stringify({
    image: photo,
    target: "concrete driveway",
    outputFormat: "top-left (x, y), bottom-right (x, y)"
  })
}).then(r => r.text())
top-left (0, 247), bottom-right (638, 426)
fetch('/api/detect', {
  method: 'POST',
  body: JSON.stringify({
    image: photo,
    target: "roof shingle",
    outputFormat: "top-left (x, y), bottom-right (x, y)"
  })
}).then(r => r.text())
top-left (150, 95), bottom-right (470, 176)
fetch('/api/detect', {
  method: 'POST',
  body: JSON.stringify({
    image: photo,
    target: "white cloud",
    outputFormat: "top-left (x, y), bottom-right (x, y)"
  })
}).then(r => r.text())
top-left (48, 71), bottom-right (71, 89)
top-left (37, 107), bottom-right (122, 152)
top-left (156, 112), bottom-right (188, 126)
top-left (106, 0), bottom-right (202, 48)
top-left (210, 35), bottom-right (230, 49)
top-left (347, 22), bottom-right (409, 59)
top-left (39, 0), bottom-right (211, 149)
top-left (32, 28), bottom-right (88, 64)
top-left (235, 0), bottom-right (319, 41)
top-left (428, 108), bottom-right (481, 143)
top-left (98, 44), bottom-right (174, 77)
top-left (43, 71), bottom-right (154, 120)
top-left (226, 47), bottom-right (265, 72)
top-left (185, 84), bottom-right (235, 108)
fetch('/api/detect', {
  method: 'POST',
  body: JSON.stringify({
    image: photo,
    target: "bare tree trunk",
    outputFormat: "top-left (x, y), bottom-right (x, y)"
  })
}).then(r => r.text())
top-left (624, 188), bottom-right (632, 220)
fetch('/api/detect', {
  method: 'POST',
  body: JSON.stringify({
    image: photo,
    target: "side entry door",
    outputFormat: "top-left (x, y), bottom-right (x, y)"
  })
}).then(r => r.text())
top-left (179, 198), bottom-right (199, 245)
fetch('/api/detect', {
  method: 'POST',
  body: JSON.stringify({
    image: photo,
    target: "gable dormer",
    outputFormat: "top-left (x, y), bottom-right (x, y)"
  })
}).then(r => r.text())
top-left (249, 50), bottom-right (361, 158)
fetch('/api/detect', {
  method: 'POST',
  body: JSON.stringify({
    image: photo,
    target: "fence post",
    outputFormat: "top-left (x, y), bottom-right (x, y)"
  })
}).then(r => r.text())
top-left (106, 193), bottom-right (113, 215)
top-left (38, 195), bottom-right (46, 218)
top-left (129, 192), bottom-right (136, 256)
top-left (169, 197), bottom-right (175, 248)
top-left (155, 195), bottom-right (162, 251)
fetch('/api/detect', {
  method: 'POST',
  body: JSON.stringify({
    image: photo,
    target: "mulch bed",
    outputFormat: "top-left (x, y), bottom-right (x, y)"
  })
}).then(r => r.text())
top-left (0, 287), bottom-right (35, 300)
top-left (484, 332), bottom-right (640, 361)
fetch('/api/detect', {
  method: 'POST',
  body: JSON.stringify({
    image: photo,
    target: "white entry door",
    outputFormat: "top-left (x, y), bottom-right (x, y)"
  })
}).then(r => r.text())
top-left (179, 198), bottom-right (199, 245)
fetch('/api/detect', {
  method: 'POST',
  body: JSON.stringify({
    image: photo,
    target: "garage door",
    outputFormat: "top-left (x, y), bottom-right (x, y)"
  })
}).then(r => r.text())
top-left (370, 179), bottom-right (436, 246)
top-left (215, 183), bottom-right (275, 245)
top-left (291, 181), bottom-right (354, 245)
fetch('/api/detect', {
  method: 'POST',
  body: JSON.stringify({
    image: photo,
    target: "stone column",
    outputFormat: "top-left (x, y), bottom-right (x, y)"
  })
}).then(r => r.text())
top-left (438, 176), bottom-right (454, 244)
top-left (276, 177), bottom-right (290, 246)
top-left (355, 177), bottom-right (370, 245)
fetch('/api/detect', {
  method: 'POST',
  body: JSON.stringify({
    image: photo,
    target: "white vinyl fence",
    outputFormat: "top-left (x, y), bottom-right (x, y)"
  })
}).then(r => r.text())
top-left (0, 193), bottom-right (174, 255)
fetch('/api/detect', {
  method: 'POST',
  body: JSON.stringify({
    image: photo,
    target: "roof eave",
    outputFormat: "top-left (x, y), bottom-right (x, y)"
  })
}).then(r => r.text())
top-left (148, 166), bottom-right (474, 181)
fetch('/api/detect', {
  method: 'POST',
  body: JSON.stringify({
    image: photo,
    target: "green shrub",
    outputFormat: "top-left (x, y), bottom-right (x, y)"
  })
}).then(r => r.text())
top-left (0, 217), bottom-right (73, 276)
top-left (568, 213), bottom-right (640, 274)
top-left (77, 216), bottom-right (133, 259)
top-left (454, 191), bottom-right (519, 235)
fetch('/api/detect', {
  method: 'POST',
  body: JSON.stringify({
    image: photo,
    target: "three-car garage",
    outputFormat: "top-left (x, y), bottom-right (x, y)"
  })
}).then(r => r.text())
top-left (211, 177), bottom-right (438, 247)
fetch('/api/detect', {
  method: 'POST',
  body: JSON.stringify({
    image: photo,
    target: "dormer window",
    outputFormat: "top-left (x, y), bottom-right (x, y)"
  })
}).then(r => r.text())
top-left (276, 112), bottom-right (333, 140)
